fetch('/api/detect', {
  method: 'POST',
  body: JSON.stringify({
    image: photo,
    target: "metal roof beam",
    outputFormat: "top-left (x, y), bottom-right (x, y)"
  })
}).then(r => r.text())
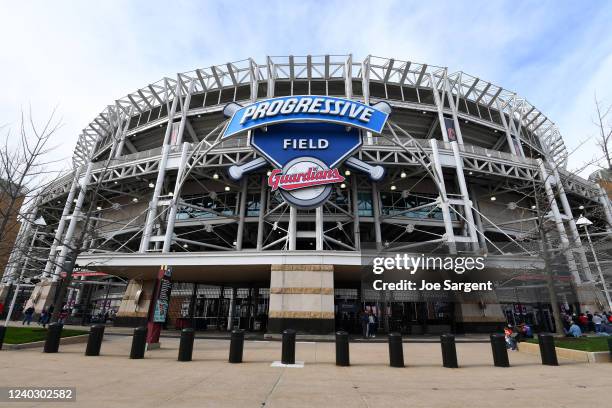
top-left (415, 64), bottom-right (427, 88)
top-left (383, 58), bottom-right (395, 83)
top-left (464, 78), bottom-right (479, 98)
top-left (399, 61), bottom-right (412, 85)
top-left (474, 83), bottom-right (491, 104)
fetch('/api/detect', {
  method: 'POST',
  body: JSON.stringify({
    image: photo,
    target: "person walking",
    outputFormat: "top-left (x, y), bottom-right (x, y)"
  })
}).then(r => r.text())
top-left (592, 313), bottom-right (603, 333)
top-left (360, 310), bottom-right (368, 338)
top-left (22, 306), bottom-right (35, 325)
top-left (367, 311), bottom-right (376, 338)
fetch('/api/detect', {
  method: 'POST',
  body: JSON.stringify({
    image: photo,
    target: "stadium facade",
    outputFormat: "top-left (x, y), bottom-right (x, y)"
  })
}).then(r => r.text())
top-left (2, 55), bottom-right (612, 335)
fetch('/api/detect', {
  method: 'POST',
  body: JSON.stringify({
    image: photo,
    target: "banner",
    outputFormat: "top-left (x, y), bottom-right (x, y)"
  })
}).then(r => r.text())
top-left (152, 265), bottom-right (173, 323)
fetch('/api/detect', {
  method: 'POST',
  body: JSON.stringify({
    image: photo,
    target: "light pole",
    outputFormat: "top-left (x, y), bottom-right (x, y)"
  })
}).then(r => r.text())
top-left (576, 215), bottom-right (612, 311)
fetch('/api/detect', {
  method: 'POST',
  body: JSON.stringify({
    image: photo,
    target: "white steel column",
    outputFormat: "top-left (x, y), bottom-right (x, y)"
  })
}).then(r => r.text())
top-left (553, 167), bottom-right (593, 281)
top-left (431, 73), bottom-right (449, 143)
top-left (371, 183), bottom-right (383, 250)
top-left (538, 160), bottom-right (581, 284)
top-left (508, 113), bottom-right (526, 158)
top-left (469, 186), bottom-right (488, 253)
top-left (53, 162), bottom-right (94, 281)
top-left (351, 176), bottom-right (361, 250)
top-left (288, 206), bottom-right (297, 250)
top-left (113, 106), bottom-right (133, 159)
top-left (315, 206), bottom-right (323, 250)
top-left (444, 75), bottom-right (465, 145)
top-left (430, 139), bottom-right (456, 253)
top-left (139, 82), bottom-right (181, 252)
top-left (582, 224), bottom-right (612, 311)
top-left (496, 100), bottom-right (518, 156)
top-left (451, 141), bottom-right (479, 250)
top-left (235, 177), bottom-right (248, 251)
top-left (344, 54), bottom-right (353, 98)
top-left (162, 142), bottom-right (191, 253)
top-left (175, 81), bottom-right (195, 146)
top-left (597, 186), bottom-right (612, 232)
top-left (256, 177), bottom-right (267, 251)
top-left (43, 168), bottom-right (83, 278)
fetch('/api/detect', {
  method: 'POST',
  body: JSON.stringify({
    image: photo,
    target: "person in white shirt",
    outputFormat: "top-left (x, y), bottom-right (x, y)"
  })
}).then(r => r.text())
top-left (592, 313), bottom-right (603, 333)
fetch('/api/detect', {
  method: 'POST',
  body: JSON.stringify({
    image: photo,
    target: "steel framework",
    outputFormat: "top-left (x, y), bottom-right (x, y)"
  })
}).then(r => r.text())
top-left (3, 55), bottom-right (612, 294)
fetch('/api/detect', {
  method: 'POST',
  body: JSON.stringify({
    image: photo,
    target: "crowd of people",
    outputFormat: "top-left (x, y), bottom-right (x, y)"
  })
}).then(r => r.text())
top-left (503, 310), bottom-right (612, 350)
top-left (561, 311), bottom-right (612, 337)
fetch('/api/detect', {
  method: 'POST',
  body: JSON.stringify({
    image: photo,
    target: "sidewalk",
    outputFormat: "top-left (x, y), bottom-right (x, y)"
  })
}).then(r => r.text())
top-left (0, 335), bottom-right (610, 408)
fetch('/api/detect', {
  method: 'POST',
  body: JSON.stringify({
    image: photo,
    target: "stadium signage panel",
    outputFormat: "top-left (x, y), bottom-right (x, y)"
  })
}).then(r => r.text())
top-left (223, 96), bottom-right (390, 209)
top-left (222, 95), bottom-right (389, 139)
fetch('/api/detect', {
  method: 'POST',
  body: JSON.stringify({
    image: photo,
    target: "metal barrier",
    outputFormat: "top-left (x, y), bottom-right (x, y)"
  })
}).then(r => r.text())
top-left (281, 329), bottom-right (296, 365)
top-left (178, 328), bottom-right (195, 362)
top-left (388, 332), bottom-right (404, 368)
top-left (85, 324), bottom-right (105, 356)
top-left (335, 331), bottom-right (350, 366)
top-left (229, 329), bottom-right (245, 363)
top-left (43, 323), bottom-right (63, 353)
top-left (129, 327), bottom-right (147, 359)
top-left (440, 334), bottom-right (458, 368)
top-left (489, 334), bottom-right (509, 367)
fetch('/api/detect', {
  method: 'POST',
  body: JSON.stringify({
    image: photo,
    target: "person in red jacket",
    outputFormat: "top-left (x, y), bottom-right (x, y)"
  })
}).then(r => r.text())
top-left (577, 313), bottom-right (588, 332)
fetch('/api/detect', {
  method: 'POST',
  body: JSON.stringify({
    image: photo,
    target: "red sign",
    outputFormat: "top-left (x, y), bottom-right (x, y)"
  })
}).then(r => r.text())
top-left (267, 167), bottom-right (345, 191)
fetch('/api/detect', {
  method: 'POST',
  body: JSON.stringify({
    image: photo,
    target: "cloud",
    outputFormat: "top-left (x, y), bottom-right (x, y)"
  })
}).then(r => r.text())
top-left (0, 0), bottom-right (610, 176)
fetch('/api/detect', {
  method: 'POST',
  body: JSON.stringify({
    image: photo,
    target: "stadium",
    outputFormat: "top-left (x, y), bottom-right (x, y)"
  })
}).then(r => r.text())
top-left (2, 55), bottom-right (611, 335)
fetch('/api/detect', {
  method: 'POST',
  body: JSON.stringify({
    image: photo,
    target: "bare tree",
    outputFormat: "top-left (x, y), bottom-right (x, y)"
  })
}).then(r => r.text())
top-left (594, 95), bottom-right (612, 171)
top-left (0, 109), bottom-right (62, 278)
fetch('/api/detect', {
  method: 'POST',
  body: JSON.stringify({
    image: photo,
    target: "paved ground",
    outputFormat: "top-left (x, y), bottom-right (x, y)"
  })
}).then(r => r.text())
top-left (1, 335), bottom-right (611, 408)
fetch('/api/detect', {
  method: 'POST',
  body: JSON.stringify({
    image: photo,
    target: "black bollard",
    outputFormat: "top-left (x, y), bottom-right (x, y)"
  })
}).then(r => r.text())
top-left (490, 333), bottom-right (510, 367)
top-left (0, 325), bottom-right (6, 350)
top-left (229, 329), bottom-right (245, 363)
top-left (440, 333), bottom-right (458, 368)
top-left (281, 329), bottom-right (296, 365)
top-left (388, 332), bottom-right (404, 368)
top-left (43, 322), bottom-right (63, 353)
top-left (538, 333), bottom-right (558, 366)
top-left (335, 330), bottom-right (350, 366)
top-left (178, 328), bottom-right (195, 362)
top-left (129, 326), bottom-right (147, 359)
top-left (85, 324), bottom-right (105, 356)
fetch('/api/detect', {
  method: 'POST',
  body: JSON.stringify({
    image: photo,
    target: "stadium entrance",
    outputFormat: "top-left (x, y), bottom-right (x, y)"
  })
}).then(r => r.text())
top-left (334, 287), bottom-right (455, 335)
top-left (166, 284), bottom-right (270, 332)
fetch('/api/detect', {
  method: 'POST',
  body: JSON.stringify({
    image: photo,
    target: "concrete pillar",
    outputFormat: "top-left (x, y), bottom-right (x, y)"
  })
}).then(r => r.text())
top-left (268, 264), bottom-right (334, 334)
top-left (114, 279), bottom-right (157, 327)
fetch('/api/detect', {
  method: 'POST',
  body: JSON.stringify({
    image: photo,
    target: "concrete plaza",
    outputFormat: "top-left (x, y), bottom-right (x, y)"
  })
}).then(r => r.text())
top-left (0, 335), bottom-right (611, 408)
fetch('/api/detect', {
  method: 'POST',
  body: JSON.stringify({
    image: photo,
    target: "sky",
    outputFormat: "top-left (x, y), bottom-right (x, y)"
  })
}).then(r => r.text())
top-left (0, 0), bottom-right (610, 177)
